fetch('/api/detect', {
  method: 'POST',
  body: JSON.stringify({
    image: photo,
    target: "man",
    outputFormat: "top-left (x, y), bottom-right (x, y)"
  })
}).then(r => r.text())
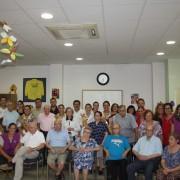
top-left (38, 104), bottom-right (55, 138)
top-left (32, 98), bottom-right (43, 119)
top-left (46, 119), bottom-right (71, 179)
top-left (73, 100), bottom-right (84, 125)
top-left (0, 97), bottom-right (7, 124)
top-left (127, 126), bottom-right (162, 180)
top-left (50, 98), bottom-right (59, 115)
top-left (137, 98), bottom-right (146, 109)
top-left (103, 123), bottom-right (130, 180)
top-left (13, 120), bottom-right (45, 180)
top-left (112, 105), bottom-right (138, 145)
top-left (3, 101), bottom-right (19, 129)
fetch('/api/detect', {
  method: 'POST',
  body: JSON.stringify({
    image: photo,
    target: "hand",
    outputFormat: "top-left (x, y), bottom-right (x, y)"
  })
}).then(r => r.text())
top-left (138, 155), bottom-right (148, 161)
top-left (104, 149), bottom-right (109, 157)
top-left (79, 147), bottom-right (85, 153)
top-left (58, 147), bottom-right (66, 154)
top-left (27, 147), bottom-right (33, 154)
top-left (50, 148), bottom-right (56, 153)
top-left (163, 168), bottom-right (169, 175)
top-left (122, 152), bottom-right (128, 158)
top-left (7, 156), bottom-right (12, 162)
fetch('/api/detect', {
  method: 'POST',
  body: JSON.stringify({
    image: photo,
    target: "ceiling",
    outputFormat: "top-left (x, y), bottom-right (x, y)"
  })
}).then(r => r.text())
top-left (0, 0), bottom-right (180, 65)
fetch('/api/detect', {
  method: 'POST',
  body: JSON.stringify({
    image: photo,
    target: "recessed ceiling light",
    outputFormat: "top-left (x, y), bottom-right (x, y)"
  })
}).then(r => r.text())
top-left (156, 52), bottom-right (165, 56)
top-left (76, 57), bottom-right (84, 61)
top-left (64, 42), bottom-right (73, 47)
top-left (166, 40), bottom-right (176, 45)
top-left (41, 12), bottom-right (53, 19)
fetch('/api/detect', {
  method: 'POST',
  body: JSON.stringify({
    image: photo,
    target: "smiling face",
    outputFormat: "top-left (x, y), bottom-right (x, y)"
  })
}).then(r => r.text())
top-left (24, 106), bottom-right (31, 116)
top-left (164, 104), bottom-right (172, 115)
top-left (103, 102), bottom-right (110, 112)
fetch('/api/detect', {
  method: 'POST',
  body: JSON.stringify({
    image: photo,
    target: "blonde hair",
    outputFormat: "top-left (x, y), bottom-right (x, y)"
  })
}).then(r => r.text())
top-left (54, 117), bottom-right (62, 125)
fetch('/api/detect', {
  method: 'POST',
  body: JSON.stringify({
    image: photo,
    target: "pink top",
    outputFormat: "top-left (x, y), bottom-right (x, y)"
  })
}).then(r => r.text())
top-left (38, 113), bottom-right (55, 132)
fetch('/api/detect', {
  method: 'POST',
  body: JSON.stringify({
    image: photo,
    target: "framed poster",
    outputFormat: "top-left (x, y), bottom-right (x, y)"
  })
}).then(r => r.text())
top-left (23, 78), bottom-right (46, 102)
top-left (52, 88), bottom-right (59, 99)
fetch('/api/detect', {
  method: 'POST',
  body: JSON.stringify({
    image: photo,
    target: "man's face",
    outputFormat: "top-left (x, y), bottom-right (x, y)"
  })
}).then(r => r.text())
top-left (73, 102), bottom-right (80, 111)
top-left (50, 99), bottom-right (57, 107)
top-left (0, 98), bottom-right (7, 107)
top-left (138, 100), bottom-right (145, 108)
top-left (103, 103), bottom-right (110, 112)
top-left (24, 107), bottom-right (31, 116)
top-left (119, 107), bottom-right (126, 117)
top-left (29, 123), bottom-right (37, 134)
top-left (44, 106), bottom-right (50, 115)
top-left (35, 100), bottom-right (42, 108)
top-left (7, 102), bottom-right (14, 111)
top-left (54, 122), bottom-right (62, 131)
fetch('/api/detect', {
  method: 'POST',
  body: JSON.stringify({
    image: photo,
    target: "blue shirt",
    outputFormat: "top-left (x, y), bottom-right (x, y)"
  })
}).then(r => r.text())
top-left (88, 121), bottom-right (108, 145)
top-left (133, 135), bottom-right (162, 156)
top-left (46, 129), bottom-right (70, 147)
top-left (103, 135), bottom-right (130, 160)
top-left (3, 110), bottom-right (19, 128)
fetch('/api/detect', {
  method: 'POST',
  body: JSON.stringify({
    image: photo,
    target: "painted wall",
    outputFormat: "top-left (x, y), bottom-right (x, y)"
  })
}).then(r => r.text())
top-left (168, 59), bottom-right (180, 105)
top-left (0, 63), bottom-right (166, 109)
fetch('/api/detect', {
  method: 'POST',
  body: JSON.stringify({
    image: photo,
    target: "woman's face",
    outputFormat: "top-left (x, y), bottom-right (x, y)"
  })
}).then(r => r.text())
top-left (177, 107), bottom-right (180, 114)
top-left (157, 105), bottom-right (164, 115)
top-left (145, 112), bottom-right (153, 122)
top-left (138, 108), bottom-right (144, 116)
top-left (128, 108), bottom-right (135, 115)
top-left (83, 129), bottom-right (91, 139)
top-left (112, 104), bottom-right (118, 113)
top-left (165, 105), bottom-right (172, 115)
top-left (24, 107), bottom-right (31, 116)
top-left (168, 136), bottom-right (177, 146)
top-left (94, 113), bottom-right (101, 121)
top-left (8, 125), bottom-right (16, 135)
top-left (17, 102), bottom-right (24, 108)
top-left (58, 106), bottom-right (65, 114)
top-left (103, 103), bottom-right (110, 112)
top-left (66, 109), bottom-right (73, 117)
top-left (85, 105), bottom-right (92, 113)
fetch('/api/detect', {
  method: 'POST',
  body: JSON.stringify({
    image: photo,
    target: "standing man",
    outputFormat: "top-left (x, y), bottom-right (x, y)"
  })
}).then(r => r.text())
top-left (50, 98), bottom-right (59, 115)
top-left (32, 98), bottom-right (43, 119)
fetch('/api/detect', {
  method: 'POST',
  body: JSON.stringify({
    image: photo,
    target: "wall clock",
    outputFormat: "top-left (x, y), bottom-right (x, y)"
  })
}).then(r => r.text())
top-left (97, 72), bottom-right (110, 86)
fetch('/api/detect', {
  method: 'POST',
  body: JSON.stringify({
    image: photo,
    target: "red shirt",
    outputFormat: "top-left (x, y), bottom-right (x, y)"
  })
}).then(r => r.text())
top-left (162, 116), bottom-right (172, 145)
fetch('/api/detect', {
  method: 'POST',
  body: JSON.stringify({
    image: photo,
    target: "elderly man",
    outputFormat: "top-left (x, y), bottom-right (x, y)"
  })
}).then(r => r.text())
top-left (38, 104), bottom-right (55, 139)
top-left (112, 105), bottom-right (138, 145)
top-left (12, 120), bottom-right (45, 180)
top-left (127, 126), bottom-right (162, 180)
top-left (46, 118), bottom-right (71, 179)
top-left (3, 101), bottom-right (19, 129)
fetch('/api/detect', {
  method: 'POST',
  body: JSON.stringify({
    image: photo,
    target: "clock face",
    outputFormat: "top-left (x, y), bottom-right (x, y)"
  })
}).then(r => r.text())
top-left (97, 73), bottom-right (110, 85)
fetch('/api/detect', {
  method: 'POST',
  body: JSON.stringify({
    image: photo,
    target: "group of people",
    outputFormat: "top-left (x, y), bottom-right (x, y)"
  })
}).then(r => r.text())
top-left (0, 96), bottom-right (179, 180)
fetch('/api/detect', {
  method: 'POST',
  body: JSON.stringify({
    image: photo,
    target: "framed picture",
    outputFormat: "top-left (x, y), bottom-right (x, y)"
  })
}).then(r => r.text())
top-left (131, 93), bottom-right (139, 105)
top-left (23, 78), bottom-right (46, 102)
top-left (52, 88), bottom-right (60, 99)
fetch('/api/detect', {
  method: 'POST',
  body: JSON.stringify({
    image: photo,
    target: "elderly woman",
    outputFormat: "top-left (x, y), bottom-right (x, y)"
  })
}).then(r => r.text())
top-left (69, 126), bottom-right (100, 180)
top-left (157, 134), bottom-right (180, 180)
top-left (103, 123), bottom-right (130, 180)
top-left (138, 110), bottom-right (162, 140)
top-left (0, 123), bottom-right (20, 168)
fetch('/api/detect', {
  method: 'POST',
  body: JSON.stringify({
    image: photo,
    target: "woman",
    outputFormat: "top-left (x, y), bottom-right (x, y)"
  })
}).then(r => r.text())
top-left (102, 101), bottom-right (111, 123)
top-left (69, 126), bottom-right (100, 180)
top-left (56, 104), bottom-right (66, 121)
top-left (162, 103), bottom-right (173, 146)
top-left (0, 123), bottom-right (20, 166)
top-left (82, 103), bottom-right (94, 126)
top-left (154, 102), bottom-right (164, 126)
top-left (103, 123), bottom-right (130, 180)
top-left (136, 107), bottom-right (145, 127)
top-left (138, 110), bottom-right (162, 140)
top-left (127, 105), bottom-right (136, 118)
top-left (110, 103), bottom-right (119, 117)
top-left (16, 100), bottom-right (24, 116)
top-left (89, 111), bottom-right (109, 174)
top-left (63, 107), bottom-right (81, 142)
top-left (172, 104), bottom-right (180, 138)
top-left (157, 134), bottom-right (180, 180)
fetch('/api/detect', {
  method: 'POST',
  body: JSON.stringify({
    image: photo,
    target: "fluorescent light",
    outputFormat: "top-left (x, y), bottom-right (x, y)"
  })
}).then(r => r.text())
top-left (1, 59), bottom-right (12, 65)
top-left (41, 12), bottom-right (53, 19)
top-left (64, 42), bottom-right (73, 47)
top-left (166, 40), bottom-right (176, 45)
top-left (156, 52), bottom-right (165, 56)
top-left (76, 57), bottom-right (84, 61)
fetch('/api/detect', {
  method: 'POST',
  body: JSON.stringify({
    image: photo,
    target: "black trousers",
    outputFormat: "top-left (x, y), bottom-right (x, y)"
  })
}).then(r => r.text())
top-left (106, 159), bottom-right (127, 180)
top-left (127, 157), bottom-right (161, 180)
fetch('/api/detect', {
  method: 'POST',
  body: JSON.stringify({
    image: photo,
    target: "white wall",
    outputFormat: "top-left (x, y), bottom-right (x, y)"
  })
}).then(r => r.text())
top-left (0, 63), bottom-right (166, 109)
top-left (63, 64), bottom-right (153, 109)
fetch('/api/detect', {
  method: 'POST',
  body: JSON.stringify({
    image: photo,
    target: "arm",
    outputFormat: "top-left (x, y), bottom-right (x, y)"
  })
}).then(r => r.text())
top-left (32, 143), bottom-right (45, 151)
top-left (0, 146), bottom-right (12, 161)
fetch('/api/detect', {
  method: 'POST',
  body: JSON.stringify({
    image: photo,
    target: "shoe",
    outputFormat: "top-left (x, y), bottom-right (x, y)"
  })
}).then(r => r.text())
top-left (98, 170), bottom-right (103, 175)
top-left (60, 172), bottom-right (65, 180)
top-left (0, 164), bottom-right (13, 171)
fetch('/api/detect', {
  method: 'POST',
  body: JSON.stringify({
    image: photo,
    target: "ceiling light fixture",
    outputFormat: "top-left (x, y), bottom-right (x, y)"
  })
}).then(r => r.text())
top-left (1, 59), bottom-right (12, 65)
top-left (166, 40), bottom-right (176, 45)
top-left (64, 42), bottom-right (73, 47)
top-left (76, 57), bottom-right (84, 61)
top-left (156, 52), bottom-right (165, 56)
top-left (41, 12), bottom-right (53, 19)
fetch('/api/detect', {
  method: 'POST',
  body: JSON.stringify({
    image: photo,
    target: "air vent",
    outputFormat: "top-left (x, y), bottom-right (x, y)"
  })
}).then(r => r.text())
top-left (46, 24), bottom-right (99, 40)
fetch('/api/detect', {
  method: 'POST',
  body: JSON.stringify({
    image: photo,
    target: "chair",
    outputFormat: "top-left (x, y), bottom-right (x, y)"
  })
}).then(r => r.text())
top-left (23, 151), bottom-right (44, 180)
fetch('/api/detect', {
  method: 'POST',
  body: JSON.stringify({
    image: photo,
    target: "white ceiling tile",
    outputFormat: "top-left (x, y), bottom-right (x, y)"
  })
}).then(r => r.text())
top-left (0, 0), bottom-right (19, 10)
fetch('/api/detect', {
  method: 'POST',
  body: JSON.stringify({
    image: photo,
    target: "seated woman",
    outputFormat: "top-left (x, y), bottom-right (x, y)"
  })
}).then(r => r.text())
top-left (103, 123), bottom-right (130, 180)
top-left (69, 126), bottom-right (100, 180)
top-left (157, 134), bottom-right (180, 180)
top-left (0, 123), bottom-right (20, 167)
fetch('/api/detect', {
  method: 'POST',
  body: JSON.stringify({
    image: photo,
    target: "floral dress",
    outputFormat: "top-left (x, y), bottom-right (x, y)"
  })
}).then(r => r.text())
top-left (73, 138), bottom-right (98, 170)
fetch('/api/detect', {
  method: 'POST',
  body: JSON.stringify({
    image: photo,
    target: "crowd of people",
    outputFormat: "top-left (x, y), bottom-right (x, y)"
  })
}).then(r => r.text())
top-left (0, 96), bottom-right (179, 180)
